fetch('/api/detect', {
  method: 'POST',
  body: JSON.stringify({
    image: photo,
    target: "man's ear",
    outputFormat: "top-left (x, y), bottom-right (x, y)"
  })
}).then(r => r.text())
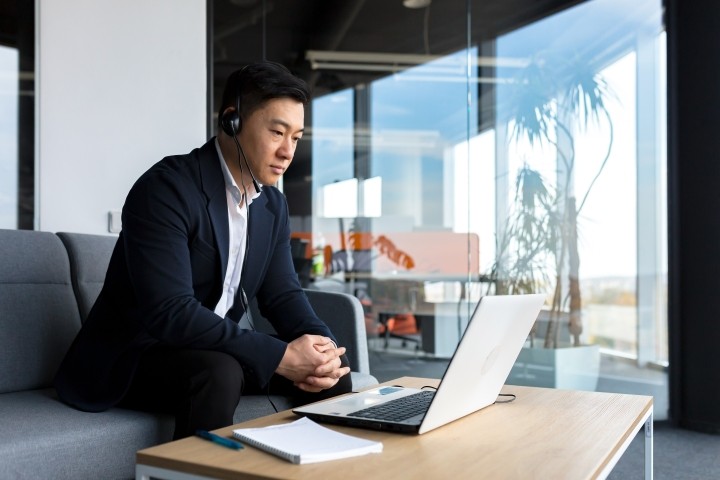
top-left (221, 107), bottom-right (240, 136)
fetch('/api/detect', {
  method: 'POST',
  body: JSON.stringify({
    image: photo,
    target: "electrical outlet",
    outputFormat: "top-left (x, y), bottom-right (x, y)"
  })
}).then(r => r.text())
top-left (108, 210), bottom-right (122, 233)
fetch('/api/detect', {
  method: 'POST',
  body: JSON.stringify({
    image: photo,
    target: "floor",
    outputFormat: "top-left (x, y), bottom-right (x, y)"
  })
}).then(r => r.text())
top-left (367, 340), bottom-right (720, 479)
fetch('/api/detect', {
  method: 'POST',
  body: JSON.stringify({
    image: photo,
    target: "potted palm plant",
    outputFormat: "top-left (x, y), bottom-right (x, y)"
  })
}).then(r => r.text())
top-left (491, 52), bottom-right (615, 390)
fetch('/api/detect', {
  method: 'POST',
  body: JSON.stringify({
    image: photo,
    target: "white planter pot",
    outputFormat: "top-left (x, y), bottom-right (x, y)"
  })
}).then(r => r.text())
top-left (508, 344), bottom-right (601, 391)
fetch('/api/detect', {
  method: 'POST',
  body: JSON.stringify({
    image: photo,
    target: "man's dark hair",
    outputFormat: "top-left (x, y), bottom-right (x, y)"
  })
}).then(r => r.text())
top-left (217, 61), bottom-right (310, 132)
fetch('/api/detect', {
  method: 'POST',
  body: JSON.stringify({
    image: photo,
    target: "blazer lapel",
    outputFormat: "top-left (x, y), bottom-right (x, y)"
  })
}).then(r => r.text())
top-left (198, 139), bottom-right (229, 279)
top-left (242, 192), bottom-right (274, 296)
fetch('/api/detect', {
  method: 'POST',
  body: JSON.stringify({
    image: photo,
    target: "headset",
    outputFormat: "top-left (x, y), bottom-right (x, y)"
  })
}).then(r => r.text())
top-left (220, 65), bottom-right (262, 193)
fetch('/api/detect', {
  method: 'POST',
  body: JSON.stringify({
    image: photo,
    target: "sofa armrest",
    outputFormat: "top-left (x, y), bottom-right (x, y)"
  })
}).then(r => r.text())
top-left (249, 289), bottom-right (376, 383)
top-left (303, 289), bottom-right (372, 376)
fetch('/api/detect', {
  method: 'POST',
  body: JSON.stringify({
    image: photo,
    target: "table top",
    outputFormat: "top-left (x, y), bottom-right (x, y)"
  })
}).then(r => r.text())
top-left (137, 377), bottom-right (653, 480)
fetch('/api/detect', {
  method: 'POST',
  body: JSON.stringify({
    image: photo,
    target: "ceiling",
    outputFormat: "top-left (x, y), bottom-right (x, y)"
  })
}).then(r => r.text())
top-left (211, 0), bottom-right (600, 212)
top-left (211, 0), bottom-right (587, 99)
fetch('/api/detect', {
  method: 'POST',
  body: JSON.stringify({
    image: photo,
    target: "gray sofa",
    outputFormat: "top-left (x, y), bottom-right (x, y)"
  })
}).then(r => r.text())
top-left (0, 229), bottom-right (377, 479)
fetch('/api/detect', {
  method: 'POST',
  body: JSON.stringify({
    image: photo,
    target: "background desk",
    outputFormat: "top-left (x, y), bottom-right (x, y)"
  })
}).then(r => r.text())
top-left (137, 377), bottom-right (653, 480)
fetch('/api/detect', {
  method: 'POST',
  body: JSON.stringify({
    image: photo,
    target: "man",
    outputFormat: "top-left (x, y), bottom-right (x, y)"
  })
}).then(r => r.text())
top-left (54, 62), bottom-right (352, 439)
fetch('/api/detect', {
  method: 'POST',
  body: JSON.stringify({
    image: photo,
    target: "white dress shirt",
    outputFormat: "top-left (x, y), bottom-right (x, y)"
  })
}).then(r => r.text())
top-left (213, 138), bottom-right (261, 318)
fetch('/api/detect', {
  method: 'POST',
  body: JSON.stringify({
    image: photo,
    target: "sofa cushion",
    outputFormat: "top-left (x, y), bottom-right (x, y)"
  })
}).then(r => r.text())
top-left (304, 289), bottom-right (373, 376)
top-left (0, 389), bottom-right (289, 480)
top-left (0, 229), bottom-right (82, 394)
top-left (0, 388), bottom-right (174, 480)
top-left (57, 232), bottom-right (117, 322)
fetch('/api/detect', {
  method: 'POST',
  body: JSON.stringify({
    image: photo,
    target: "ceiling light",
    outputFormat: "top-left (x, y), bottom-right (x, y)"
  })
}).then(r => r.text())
top-left (403, 0), bottom-right (432, 8)
top-left (306, 50), bottom-right (529, 71)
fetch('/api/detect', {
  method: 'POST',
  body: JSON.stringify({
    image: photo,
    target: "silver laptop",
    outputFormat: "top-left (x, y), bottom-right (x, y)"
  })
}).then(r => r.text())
top-left (294, 293), bottom-right (545, 434)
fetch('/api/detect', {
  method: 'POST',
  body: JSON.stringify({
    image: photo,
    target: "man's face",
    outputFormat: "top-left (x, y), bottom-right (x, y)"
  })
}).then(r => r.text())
top-left (237, 97), bottom-right (304, 187)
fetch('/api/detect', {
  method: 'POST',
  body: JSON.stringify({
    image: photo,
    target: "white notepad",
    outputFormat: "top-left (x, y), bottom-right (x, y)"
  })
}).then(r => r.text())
top-left (232, 417), bottom-right (383, 464)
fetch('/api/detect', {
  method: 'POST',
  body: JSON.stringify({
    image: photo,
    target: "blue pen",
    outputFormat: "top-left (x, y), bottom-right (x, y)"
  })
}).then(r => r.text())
top-left (195, 430), bottom-right (244, 450)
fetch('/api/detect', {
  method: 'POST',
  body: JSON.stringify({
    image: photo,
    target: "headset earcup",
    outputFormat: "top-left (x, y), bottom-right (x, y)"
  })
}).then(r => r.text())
top-left (221, 110), bottom-right (241, 136)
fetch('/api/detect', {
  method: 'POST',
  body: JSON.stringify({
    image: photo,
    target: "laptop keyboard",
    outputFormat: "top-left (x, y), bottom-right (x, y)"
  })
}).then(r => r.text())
top-left (348, 390), bottom-right (435, 422)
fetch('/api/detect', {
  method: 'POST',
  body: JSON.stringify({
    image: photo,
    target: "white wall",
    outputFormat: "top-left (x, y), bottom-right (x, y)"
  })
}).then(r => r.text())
top-left (37, 0), bottom-right (207, 234)
top-left (0, 47), bottom-right (19, 229)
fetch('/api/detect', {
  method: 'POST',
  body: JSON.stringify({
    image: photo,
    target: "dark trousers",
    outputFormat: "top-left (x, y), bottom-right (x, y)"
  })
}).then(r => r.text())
top-left (119, 347), bottom-right (353, 439)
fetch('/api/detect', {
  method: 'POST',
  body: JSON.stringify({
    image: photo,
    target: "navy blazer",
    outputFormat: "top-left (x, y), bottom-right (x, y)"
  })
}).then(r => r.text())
top-left (55, 139), bottom-right (334, 412)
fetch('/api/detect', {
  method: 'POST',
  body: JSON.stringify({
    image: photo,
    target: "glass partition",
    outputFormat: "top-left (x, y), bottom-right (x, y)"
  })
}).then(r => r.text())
top-left (475, 0), bottom-right (667, 405)
top-left (0, 1), bottom-right (34, 230)
top-left (311, 46), bottom-right (481, 353)
top-left (213, 0), bottom-right (667, 416)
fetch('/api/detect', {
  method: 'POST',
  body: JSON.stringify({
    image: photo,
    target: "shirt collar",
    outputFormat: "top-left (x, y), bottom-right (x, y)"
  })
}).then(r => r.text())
top-left (215, 137), bottom-right (261, 205)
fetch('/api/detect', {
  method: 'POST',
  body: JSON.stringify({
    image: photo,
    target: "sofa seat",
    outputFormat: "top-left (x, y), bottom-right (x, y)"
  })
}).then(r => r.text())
top-left (0, 389), bottom-right (173, 479)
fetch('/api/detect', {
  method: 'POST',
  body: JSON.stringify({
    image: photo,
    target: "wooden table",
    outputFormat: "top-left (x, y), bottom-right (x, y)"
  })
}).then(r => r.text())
top-left (136, 376), bottom-right (653, 480)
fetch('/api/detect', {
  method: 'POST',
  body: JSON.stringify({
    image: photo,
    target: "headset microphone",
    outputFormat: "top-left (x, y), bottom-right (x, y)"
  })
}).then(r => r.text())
top-left (221, 110), bottom-right (262, 193)
top-left (234, 135), bottom-right (262, 194)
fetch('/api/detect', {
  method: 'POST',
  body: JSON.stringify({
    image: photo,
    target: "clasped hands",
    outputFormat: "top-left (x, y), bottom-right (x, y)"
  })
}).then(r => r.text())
top-left (276, 334), bottom-right (350, 392)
